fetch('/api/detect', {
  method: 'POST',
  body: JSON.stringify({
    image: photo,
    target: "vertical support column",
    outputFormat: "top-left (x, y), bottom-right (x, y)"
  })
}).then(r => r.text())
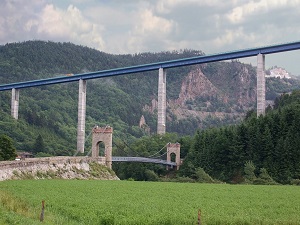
top-left (105, 129), bottom-right (113, 169)
top-left (157, 68), bottom-right (166, 134)
top-left (257, 54), bottom-right (265, 116)
top-left (77, 79), bottom-right (87, 153)
top-left (11, 88), bottom-right (19, 120)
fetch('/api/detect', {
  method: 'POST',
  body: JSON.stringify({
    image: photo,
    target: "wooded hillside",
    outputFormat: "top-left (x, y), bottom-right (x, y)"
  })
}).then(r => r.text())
top-left (0, 40), bottom-right (300, 176)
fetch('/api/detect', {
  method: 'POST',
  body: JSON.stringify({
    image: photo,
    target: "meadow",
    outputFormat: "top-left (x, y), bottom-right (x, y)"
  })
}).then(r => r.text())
top-left (0, 180), bottom-right (299, 225)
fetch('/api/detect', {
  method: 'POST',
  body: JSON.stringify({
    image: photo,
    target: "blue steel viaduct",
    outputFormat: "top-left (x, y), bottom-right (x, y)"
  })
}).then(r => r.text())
top-left (1, 41), bottom-right (300, 169)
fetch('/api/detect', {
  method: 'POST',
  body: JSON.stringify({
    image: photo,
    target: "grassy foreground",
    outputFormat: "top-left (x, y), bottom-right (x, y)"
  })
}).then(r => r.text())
top-left (0, 180), bottom-right (299, 225)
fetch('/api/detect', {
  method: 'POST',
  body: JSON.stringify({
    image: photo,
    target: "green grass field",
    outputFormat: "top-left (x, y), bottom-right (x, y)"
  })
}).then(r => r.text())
top-left (0, 180), bottom-right (299, 225)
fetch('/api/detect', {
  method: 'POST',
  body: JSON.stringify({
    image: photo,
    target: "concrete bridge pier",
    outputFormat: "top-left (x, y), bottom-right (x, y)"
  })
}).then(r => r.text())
top-left (77, 79), bottom-right (87, 153)
top-left (157, 68), bottom-right (166, 134)
top-left (257, 54), bottom-right (266, 116)
top-left (11, 88), bottom-right (19, 119)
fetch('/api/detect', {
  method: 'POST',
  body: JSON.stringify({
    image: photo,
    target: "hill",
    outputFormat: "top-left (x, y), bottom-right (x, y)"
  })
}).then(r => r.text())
top-left (1, 40), bottom-right (300, 155)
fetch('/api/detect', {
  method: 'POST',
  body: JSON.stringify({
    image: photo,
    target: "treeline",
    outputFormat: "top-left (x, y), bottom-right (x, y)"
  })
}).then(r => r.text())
top-left (180, 91), bottom-right (300, 184)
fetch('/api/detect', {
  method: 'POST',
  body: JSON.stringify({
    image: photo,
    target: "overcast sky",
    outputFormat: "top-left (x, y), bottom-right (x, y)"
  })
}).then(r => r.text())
top-left (1, 0), bottom-right (300, 75)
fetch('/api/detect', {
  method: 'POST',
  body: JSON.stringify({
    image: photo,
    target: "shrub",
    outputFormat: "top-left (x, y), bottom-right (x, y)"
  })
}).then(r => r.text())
top-left (257, 168), bottom-right (278, 185)
top-left (195, 167), bottom-right (215, 183)
top-left (144, 169), bottom-right (159, 181)
top-left (291, 179), bottom-right (300, 186)
top-left (244, 161), bottom-right (256, 183)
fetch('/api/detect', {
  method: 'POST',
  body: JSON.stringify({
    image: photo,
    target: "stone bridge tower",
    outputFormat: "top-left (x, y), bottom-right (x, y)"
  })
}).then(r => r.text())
top-left (166, 142), bottom-right (181, 170)
top-left (91, 126), bottom-right (113, 169)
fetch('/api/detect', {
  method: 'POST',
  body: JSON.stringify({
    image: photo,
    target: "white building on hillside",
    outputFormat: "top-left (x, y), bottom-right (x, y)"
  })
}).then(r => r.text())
top-left (266, 67), bottom-right (291, 79)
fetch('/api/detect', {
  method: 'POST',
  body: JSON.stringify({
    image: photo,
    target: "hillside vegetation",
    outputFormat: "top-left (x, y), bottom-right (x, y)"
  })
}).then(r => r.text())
top-left (1, 41), bottom-right (300, 184)
top-left (1, 41), bottom-right (300, 153)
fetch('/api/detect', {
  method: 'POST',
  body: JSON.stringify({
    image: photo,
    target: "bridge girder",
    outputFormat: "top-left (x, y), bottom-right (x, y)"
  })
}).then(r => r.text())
top-left (1, 41), bottom-right (300, 91)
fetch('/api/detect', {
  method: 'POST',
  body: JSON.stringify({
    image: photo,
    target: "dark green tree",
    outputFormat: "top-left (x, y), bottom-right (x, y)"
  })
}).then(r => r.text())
top-left (244, 161), bottom-right (256, 183)
top-left (0, 134), bottom-right (17, 161)
top-left (33, 134), bottom-right (46, 154)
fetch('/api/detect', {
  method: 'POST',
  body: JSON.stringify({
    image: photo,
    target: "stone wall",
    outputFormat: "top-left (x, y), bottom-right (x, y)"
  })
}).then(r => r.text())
top-left (0, 156), bottom-right (119, 181)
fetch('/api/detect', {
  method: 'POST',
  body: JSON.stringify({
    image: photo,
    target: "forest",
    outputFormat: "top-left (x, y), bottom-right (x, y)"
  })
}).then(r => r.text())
top-left (179, 91), bottom-right (300, 184)
top-left (1, 41), bottom-right (300, 185)
top-left (113, 91), bottom-right (300, 185)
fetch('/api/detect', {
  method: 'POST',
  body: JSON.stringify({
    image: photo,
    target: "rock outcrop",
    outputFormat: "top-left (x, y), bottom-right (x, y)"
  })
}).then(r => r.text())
top-left (176, 67), bottom-right (222, 106)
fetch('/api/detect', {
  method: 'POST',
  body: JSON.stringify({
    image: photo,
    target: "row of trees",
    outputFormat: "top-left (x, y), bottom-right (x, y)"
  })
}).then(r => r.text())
top-left (180, 91), bottom-right (300, 184)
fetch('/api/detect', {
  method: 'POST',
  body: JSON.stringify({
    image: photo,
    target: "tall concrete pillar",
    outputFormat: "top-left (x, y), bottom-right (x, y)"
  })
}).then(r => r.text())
top-left (11, 88), bottom-right (19, 120)
top-left (77, 79), bottom-right (87, 153)
top-left (257, 54), bottom-right (265, 116)
top-left (157, 68), bottom-right (166, 134)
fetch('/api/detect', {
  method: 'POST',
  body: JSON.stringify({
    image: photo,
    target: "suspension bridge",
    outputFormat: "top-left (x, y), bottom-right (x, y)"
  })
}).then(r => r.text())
top-left (111, 139), bottom-right (180, 167)
top-left (82, 126), bottom-right (182, 169)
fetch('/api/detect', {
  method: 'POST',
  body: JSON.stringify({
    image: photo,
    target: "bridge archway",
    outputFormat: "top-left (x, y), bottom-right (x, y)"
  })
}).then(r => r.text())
top-left (92, 126), bottom-right (113, 169)
top-left (169, 152), bottom-right (176, 163)
top-left (95, 141), bottom-right (105, 157)
top-left (166, 143), bottom-right (181, 170)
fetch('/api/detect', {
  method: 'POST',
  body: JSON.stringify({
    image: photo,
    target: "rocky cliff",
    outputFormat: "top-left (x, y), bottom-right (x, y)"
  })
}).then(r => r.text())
top-left (143, 62), bottom-right (257, 129)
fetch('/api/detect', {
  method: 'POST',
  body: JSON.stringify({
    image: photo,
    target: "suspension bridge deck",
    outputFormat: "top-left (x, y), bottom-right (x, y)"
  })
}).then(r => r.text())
top-left (112, 157), bottom-right (177, 166)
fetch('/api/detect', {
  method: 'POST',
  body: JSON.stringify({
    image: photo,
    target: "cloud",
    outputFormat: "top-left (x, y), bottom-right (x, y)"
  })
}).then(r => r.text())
top-left (0, 0), bottom-right (43, 42)
top-left (0, 1), bottom-right (105, 50)
top-left (0, 0), bottom-right (300, 74)
top-left (127, 8), bottom-right (177, 52)
top-left (156, 0), bottom-right (228, 13)
top-left (227, 0), bottom-right (300, 24)
top-left (37, 4), bottom-right (105, 49)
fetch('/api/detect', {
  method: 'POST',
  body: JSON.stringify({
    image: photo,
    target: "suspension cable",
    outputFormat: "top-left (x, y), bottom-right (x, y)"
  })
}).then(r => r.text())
top-left (113, 132), bottom-right (142, 157)
top-left (113, 141), bottom-right (131, 156)
top-left (147, 143), bottom-right (169, 158)
top-left (73, 125), bottom-right (95, 156)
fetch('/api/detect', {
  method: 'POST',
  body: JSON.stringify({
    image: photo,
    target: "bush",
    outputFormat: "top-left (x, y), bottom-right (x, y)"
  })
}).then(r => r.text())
top-left (195, 167), bottom-right (215, 183)
top-left (291, 179), bottom-right (300, 186)
top-left (257, 168), bottom-right (278, 185)
top-left (244, 161), bottom-right (256, 183)
top-left (145, 169), bottom-right (159, 181)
